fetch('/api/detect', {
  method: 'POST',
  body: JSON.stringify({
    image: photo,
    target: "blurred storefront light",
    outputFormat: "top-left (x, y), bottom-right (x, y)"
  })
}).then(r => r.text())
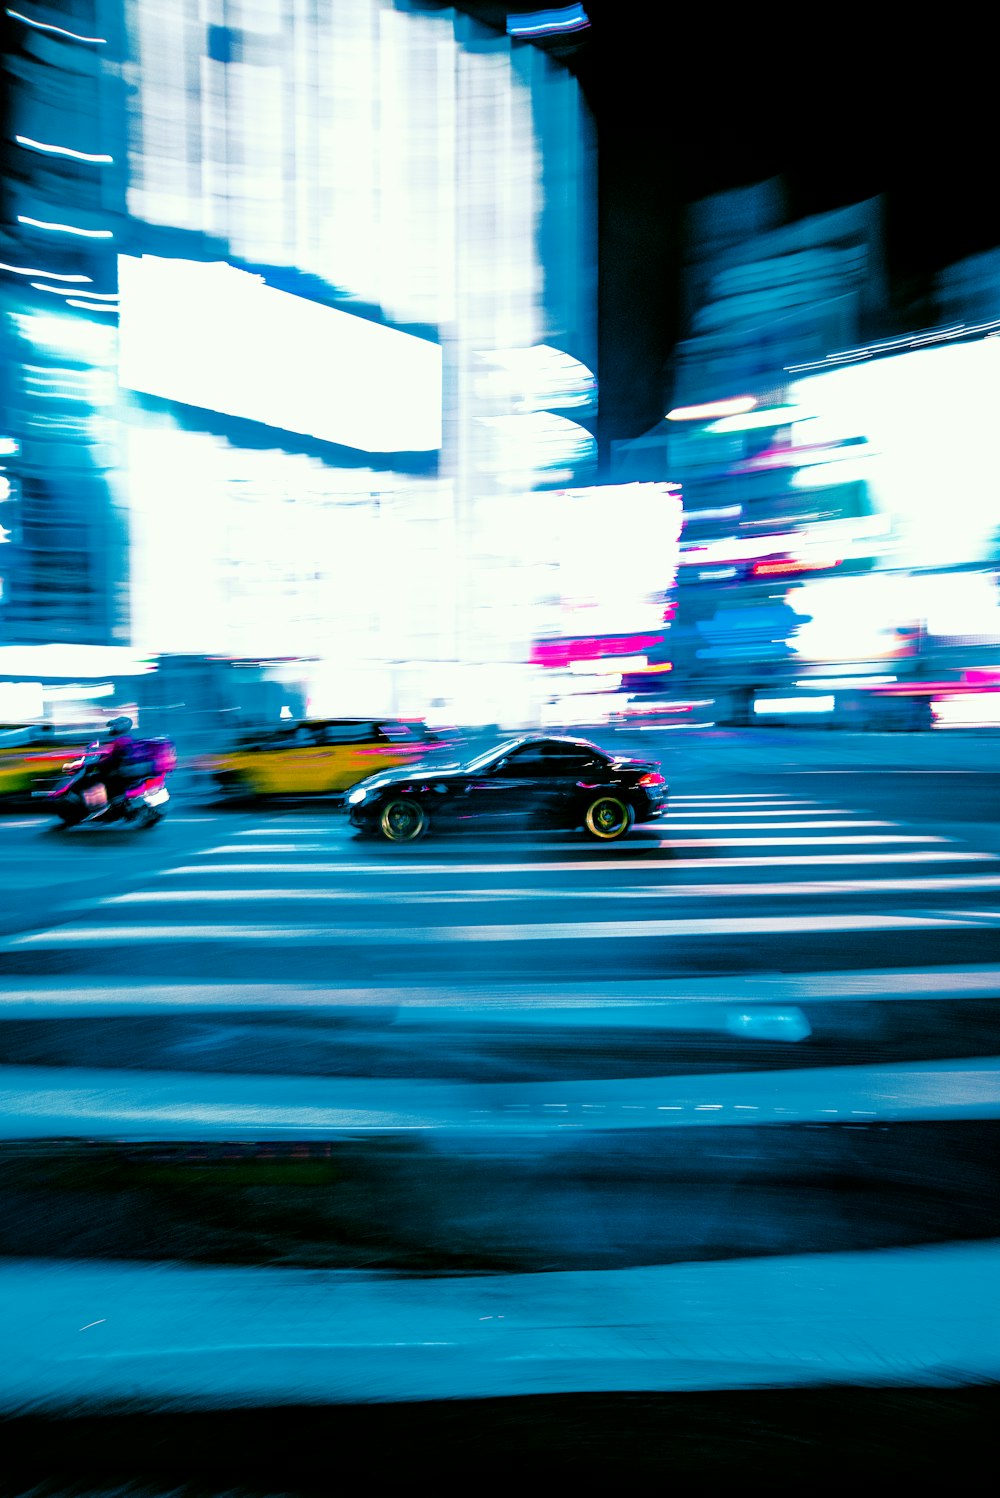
top-left (706, 405), bottom-right (805, 434)
top-left (666, 397), bottom-right (756, 421)
top-left (790, 336), bottom-right (1000, 569)
top-left (0, 646), bottom-right (153, 678)
top-left (796, 676), bottom-right (897, 688)
top-left (0, 682), bottom-right (43, 720)
top-left (43, 683), bottom-right (116, 702)
top-left (681, 514), bottom-right (889, 567)
top-left (475, 346), bottom-right (596, 413)
top-left (753, 557), bottom-right (841, 576)
top-left (13, 314), bottom-right (115, 363)
top-left (932, 692), bottom-right (1000, 727)
top-left (754, 695), bottom-right (836, 714)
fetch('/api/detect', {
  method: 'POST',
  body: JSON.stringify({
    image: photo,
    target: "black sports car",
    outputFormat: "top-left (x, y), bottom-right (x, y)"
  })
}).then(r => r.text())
top-left (346, 735), bottom-right (668, 843)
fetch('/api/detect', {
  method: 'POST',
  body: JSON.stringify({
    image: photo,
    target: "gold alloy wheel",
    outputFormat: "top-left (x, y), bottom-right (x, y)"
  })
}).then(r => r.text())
top-left (584, 795), bottom-right (633, 840)
top-left (379, 797), bottom-right (427, 842)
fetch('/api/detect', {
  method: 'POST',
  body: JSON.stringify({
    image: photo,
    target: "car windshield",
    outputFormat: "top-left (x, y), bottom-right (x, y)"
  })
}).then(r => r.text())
top-left (463, 739), bottom-right (526, 774)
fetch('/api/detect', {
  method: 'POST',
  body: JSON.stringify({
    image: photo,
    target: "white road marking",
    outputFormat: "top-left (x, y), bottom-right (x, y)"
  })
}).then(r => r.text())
top-left (662, 835), bottom-right (950, 848)
top-left (200, 833), bottom-right (949, 855)
top-left (2, 964), bottom-right (1000, 1014)
top-left (666, 809), bottom-right (861, 818)
top-left (631, 820), bottom-right (893, 831)
top-left (160, 850), bottom-right (997, 876)
top-left (3, 911), bottom-right (990, 948)
top-left (2, 1057), bottom-right (1000, 1139)
top-left (668, 794), bottom-right (807, 802)
top-left (102, 874), bottom-right (1000, 905)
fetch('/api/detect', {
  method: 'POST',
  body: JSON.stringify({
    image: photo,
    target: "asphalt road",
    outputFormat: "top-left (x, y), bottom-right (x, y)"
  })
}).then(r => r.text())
top-left (2, 734), bottom-right (999, 1482)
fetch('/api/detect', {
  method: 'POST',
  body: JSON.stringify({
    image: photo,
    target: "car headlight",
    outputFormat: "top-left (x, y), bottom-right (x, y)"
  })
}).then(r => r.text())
top-left (347, 787), bottom-right (367, 805)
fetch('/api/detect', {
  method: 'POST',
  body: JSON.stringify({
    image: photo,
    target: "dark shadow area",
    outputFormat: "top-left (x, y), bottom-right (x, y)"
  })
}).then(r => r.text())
top-left (3, 1386), bottom-right (1000, 1489)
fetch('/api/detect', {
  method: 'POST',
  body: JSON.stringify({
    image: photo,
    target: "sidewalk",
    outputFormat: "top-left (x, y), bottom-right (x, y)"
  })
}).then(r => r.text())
top-left (3, 1238), bottom-right (999, 1413)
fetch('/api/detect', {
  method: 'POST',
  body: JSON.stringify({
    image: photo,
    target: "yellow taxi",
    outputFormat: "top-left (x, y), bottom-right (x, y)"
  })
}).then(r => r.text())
top-left (0, 725), bottom-right (90, 803)
top-left (201, 717), bottom-right (439, 799)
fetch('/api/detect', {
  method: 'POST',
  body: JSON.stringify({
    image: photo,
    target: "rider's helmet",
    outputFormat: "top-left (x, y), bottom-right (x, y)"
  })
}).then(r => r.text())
top-left (106, 715), bottom-right (134, 736)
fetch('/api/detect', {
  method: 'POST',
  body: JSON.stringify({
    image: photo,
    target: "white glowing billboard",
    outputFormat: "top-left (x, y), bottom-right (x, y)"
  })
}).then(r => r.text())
top-left (789, 336), bottom-right (1000, 569)
top-left (118, 256), bottom-right (442, 453)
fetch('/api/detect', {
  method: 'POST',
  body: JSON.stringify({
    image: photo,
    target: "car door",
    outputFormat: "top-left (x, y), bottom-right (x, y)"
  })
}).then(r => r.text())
top-left (459, 743), bottom-right (550, 826)
top-left (310, 722), bottom-right (376, 792)
top-left (254, 725), bottom-right (326, 794)
top-left (536, 745), bottom-right (612, 826)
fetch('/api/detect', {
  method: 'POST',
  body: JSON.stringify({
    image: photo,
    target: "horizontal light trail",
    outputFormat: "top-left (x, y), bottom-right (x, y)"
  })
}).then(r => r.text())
top-left (102, 874), bottom-right (1000, 905)
top-left (5, 911), bottom-right (994, 949)
top-left (160, 850), bottom-right (996, 876)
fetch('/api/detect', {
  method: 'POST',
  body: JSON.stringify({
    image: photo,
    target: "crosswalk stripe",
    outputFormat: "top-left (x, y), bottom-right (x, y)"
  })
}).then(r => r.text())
top-left (226, 818), bottom-right (898, 835)
top-left (663, 809), bottom-right (864, 819)
top-left (668, 794), bottom-right (805, 802)
top-left (160, 850), bottom-right (996, 876)
top-left (2, 965), bottom-right (999, 1013)
top-left (2, 1056), bottom-right (1000, 1136)
top-left (616, 820), bottom-right (894, 830)
top-left (4, 911), bottom-right (993, 948)
top-left (102, 875), bottom-right (1000, 905)
top-left (201, 833), bottom-right (949, 855)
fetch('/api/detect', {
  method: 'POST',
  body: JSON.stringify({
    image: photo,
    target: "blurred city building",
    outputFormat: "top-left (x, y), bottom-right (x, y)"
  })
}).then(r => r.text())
top-left (0, 1), bottom-right (128, 646)
top-left (4, 19), bottom-right (1000, 742)
top-left (1, 0), bottom-right (599, 744)
top-left (611, 181), bottom-right (1000, 731)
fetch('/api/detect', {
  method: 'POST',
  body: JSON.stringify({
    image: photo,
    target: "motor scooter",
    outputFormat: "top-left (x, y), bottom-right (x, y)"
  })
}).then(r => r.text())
top-left (40, 738), bottom-right (175, 829)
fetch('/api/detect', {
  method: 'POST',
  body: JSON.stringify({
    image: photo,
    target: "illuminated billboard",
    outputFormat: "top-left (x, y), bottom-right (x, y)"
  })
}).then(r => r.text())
top-left (118, 256), bottom-right (442, 453)
top-left (789, 335), bottom-right (1000, 569)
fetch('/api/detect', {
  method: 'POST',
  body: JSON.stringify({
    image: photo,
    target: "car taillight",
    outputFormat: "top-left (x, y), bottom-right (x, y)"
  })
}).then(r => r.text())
top-left (638, 772), bottom-right (665, 787)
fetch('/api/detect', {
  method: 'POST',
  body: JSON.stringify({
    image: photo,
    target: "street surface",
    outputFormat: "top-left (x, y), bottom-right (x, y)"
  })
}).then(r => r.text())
top-left (2, 729), bottom-right (999, 1482)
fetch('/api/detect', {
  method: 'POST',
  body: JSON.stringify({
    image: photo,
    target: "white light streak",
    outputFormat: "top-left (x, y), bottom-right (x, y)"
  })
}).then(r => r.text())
top-left (0, 261), bottom-right (91, 282)
top-left (18, 215), bottom-right (113, 239)
top-left (66, 299), bottom-right (118, 313)
top-left (30, 282), bottom-right (117, 300)
top-left (15, 135), bottom-right (113, 163)
top-left (6, 9), bottom-right (106, 43)
top-left (754, 696), bottom-right (836, 715)
top-left (707, 406), bottom-right (805, 434)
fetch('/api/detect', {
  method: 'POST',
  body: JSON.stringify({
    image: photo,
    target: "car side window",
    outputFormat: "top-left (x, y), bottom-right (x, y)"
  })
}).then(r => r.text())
top-left (316, 723), bottom-right (374, 745)
top-left (378, 722), bottom-right (415, 743)
top-left (496, 747), bottom-right (549, 778)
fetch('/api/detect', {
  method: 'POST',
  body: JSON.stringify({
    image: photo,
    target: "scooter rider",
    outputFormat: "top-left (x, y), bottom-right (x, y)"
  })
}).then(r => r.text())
top-left (97, 714), bottom-right (138, 806)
